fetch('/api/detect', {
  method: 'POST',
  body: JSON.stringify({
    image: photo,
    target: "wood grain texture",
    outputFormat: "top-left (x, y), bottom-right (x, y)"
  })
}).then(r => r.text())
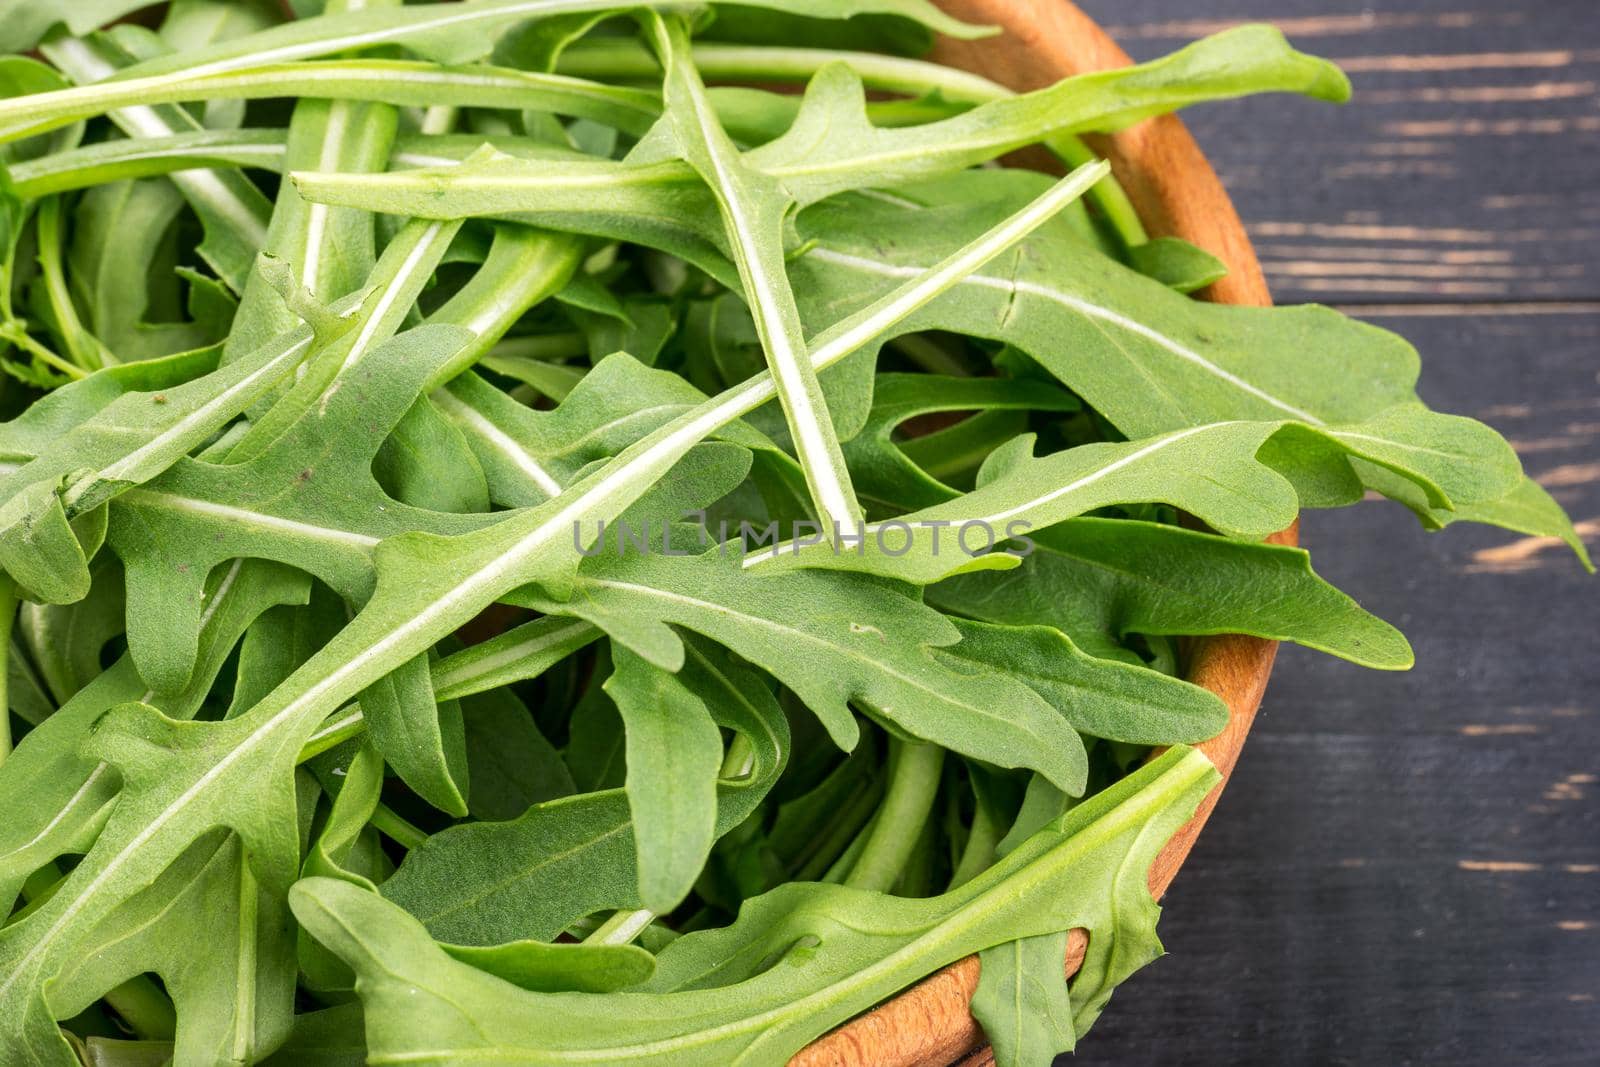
top-left (1079, 310), bottom-right (1599, 1066)
top-left (1079, 0), bottom-right (1600, 305)
top-left (792, 2), bottom-right (1290, 1062)
top-left (1062, 5), bottom-right (1598, 1063)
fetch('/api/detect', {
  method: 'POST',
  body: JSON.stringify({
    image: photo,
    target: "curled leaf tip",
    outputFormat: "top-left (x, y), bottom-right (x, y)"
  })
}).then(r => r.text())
top-left (1306, 57), bottom-right (1354, 104)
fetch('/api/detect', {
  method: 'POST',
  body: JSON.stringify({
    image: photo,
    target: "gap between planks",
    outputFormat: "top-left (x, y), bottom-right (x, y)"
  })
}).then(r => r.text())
top-left (1331, 300), bottom-right (1600, 317)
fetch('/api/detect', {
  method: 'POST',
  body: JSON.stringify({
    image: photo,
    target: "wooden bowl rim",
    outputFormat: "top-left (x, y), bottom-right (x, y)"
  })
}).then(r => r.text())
top-left (793, 2), bottom-right (1292, 1064)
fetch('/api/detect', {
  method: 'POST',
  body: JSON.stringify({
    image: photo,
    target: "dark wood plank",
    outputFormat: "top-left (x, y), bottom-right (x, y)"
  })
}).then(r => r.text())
top-left (1078, 0), bottom-right (1600, 305)
top-left (1075, 309), bottom-right (1599, 1064)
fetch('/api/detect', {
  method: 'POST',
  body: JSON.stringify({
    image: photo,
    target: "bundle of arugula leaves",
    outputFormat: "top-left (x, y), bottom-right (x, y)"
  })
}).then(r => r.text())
top-left (0, 2), bottom-right (1587, 1065)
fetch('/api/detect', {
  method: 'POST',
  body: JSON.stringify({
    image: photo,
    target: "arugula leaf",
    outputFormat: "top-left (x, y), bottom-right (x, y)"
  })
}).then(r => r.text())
top-left (296, 740), bottom-right (386, 999)
top-left (972, 932), bottom-right (1077, 1067)
top-left (0, 1), bottom-right (160, 53)
top-left (381, 636), bottom-right (789, 944)
top-left (929, 516), bottom-right (1413, 668)
top-left (605, 642), bottom-right (725, 912)
top-left (844, 372), bottom-right (1078, 512)
top-left (293, 747), bottom-right (1217, 1066)
top-left (0, 559), bottom-right (307, 913)
top-left (745, 25), bottom-right (1347, 205)
top-left (287, 28), bottom-right (1345, 273)
top-left (49, 830), bottom-right (298, 1065)
top-left (1358, 466), bottom-right (1595, 573)
top-left (790, 182), bottom-right (1522, 508)
top-left (936, 618), bottom-right (1228, 747)
top-left (461, 687), bottom-right (575, 820)
top-left (108, 0), bottom-right (984, 79)
top-left (0, 11), bottom-right (1583, 1061)
top-left (644, 12), bottom-right (864, 536)
top-left (0, 325), bottom-right (311, 592)
top-left (42, 32), bottom-right (274, 295)
top-left (516, 545), bottom-right (1087, 790)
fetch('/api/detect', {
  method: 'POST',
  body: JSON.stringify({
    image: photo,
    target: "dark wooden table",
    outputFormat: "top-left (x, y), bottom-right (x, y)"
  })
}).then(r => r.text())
top-left (1070, 2), bottom-right (1599, 1063)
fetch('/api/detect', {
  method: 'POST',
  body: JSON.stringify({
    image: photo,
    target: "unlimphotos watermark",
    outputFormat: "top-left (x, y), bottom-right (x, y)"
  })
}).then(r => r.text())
top-left (572, 511), bottom-right (1035, 558)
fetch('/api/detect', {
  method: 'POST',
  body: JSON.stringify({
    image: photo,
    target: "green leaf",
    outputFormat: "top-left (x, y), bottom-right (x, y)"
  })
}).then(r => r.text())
top-left (972, 931), bottom-right (1077, 1066)
top-left (930, 516), bottom-right (1414, 668)
top-left (790, 183), bottom-right (1524, 510)
top-left (0, 327), bottom-right (309, 577)
top-left (845, 372), bottom-right (1076, 512)
top-left (461, 687), bottom-right (575, 821)
top-left (373, 396), bottom-right (491, 514)
top-left (50, 830), bottom-right (297, 1065)
top-left (381, 636), bottom-right (788, 945)
top-left (645, 12), bottom-right (864, 536)
top-left (261, 1003), bottom-right (367, 1066)
top-left (746, 25), bottom-right (1347, 205)
top-left (1127, 236), bottom-right (1227, 293)
top-left (517, 546), bottom-right (1085, 791)
top-left (358, 652), bottom-right (470, 819)
top-left (606, 642), bottom-right (733, 912)
top-left (0, 1), bottom-right (169, 53)
top-left (43, 33), bottom-right (274, 296)
top-left (18, 553), bottom-right (123, 704)
top-left (441, 938), bottom-right (655, 994)
top-left (297, 740), bottom-right (386, 998)
top-left (292, 746), bottom-right (1217, 1066)
top-left (1359, 466), bottom-right (1595, 572)
top-left (380, 789), bottom-right (641, 946)
top-left (302, 741), bottom-right (385, 892)
top-left (63, 177), bottom-right (216, 360)
top-left (437, 350), bottom-right (780, 509)
top-left (0, 559), bottom-right (306, 912)
top-left (936, 618), bottom-right (1228, 747)
top-left (759, 422), bottom-right (1300, 583)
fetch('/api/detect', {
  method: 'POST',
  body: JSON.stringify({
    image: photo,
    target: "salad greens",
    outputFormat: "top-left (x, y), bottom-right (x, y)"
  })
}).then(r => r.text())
top-left (0, 2), bottom-right (1585, 1066)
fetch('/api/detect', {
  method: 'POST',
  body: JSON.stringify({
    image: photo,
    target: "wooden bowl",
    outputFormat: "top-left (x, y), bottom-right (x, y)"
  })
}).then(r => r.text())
top-left (792, 2), bottom-right (1296, 1063)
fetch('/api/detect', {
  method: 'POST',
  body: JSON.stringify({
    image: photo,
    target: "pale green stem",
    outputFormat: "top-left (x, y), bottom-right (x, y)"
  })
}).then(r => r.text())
top-left (100, 977), bottom-right (180, 1043)
top-left (886, 334), bottom-right (971, 377)
top-left (35, 197), bottom-right (109, 370)
top-left (296, 706), bottom-right (365, 764)
top-left (895, 808), bottom-right (939, 896)
top-left (369, 803), bottom-right (428, 850)
top-left (720, 733), bottom-right (754, 779)
top-left (420, 104), bottom-right (458, 134)
top-left (947, 796), bottom-right (1005, 891)
top-left (557, 39), bottom-right (1148, 248)
top-left (582, 908), bottom-right (657, 947)
top-left (794, 777), bottom-right (883, 883)
top-left (0, 575), bottom-right (15, 765)
top-left (487, 331), bottom-right (587, 363)
top-left (422, 225), bottom-right (583, 390)
top-left (843, 739), bottom-right (945, 893)
top-left (0, 59), bottom-right (657, 146)
top-left (653, 16), bottom-right (865, 539)
top-left (821, 813), bottom-right (874, 885)
top-left (0, 323), bottom-right (85, 380)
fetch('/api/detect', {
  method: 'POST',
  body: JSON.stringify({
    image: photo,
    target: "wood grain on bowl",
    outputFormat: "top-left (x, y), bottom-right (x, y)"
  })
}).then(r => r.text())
top-left (792, 2), bottom-right (1295, 1063)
